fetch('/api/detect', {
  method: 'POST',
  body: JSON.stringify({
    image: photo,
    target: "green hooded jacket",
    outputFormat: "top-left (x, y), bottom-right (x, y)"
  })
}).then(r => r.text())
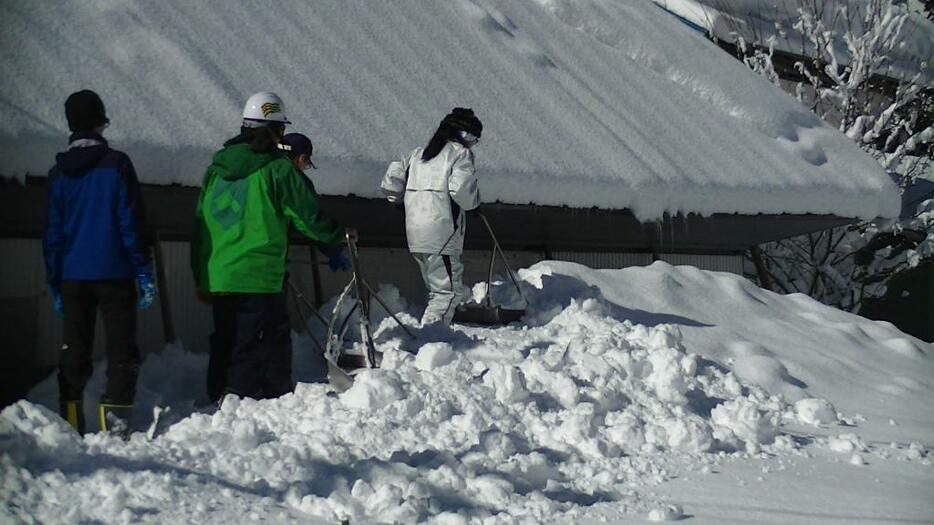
top-left (191, 143), bottom-right (343, 293)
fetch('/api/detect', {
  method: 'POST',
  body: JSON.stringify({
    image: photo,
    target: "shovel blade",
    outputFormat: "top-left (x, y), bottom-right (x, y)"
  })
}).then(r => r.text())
top-left (326, 359), bottom-right (355, 392)
top-left (452, 305), bottom-right (525, 325)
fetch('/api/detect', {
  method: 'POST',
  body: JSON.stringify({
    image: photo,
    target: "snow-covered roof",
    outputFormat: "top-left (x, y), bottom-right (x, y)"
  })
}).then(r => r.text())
top-left (0, 0), bottom-right (900, 220)
top-left (655, 0), bottom-right (934, 84)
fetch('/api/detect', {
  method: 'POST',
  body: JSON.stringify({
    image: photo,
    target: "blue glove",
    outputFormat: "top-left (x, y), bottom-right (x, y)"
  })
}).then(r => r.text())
top-left (137, 274), bottom-right (157, 309)
top-left (328, 250), bottom-right (352, 272)
top-left (50, 287), bottom-right (64, 319)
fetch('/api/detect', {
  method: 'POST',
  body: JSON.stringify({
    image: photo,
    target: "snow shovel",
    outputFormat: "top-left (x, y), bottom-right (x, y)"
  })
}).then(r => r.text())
top-left (452, 212), bottom-right (527, 325)
top-left (287, 277), bottom-right (355, 392)
top-left (323, 232), bottom-right (416, 372)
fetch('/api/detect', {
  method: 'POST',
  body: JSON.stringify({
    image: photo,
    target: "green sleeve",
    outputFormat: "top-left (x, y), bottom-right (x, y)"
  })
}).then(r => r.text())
top-left (190, 170), bottom-right (212, 290)
top-left (272, 165), bottom-right (344, 245)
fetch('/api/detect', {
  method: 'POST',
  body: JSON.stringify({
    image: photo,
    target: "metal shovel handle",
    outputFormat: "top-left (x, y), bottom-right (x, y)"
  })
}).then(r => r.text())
top-left (477, 212), bottom-right (528, 305)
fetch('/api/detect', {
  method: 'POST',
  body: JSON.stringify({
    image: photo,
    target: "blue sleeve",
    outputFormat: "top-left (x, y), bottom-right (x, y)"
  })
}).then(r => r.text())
top-left (116, 154), bottom-right (153, 277)
top-left (42, 172), bottom-right (64, 290)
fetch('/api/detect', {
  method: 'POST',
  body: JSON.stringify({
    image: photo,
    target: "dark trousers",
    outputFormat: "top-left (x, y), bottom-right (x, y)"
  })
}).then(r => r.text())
top-left (207, 293), bottom-right (293, 401)
top-left (58, 280), bottom-right (139, 405)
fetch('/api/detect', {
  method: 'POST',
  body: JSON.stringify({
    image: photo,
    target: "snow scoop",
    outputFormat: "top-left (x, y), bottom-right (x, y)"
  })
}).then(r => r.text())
top-left (322, 232), bottom-right (416, 373)
top-left (452, 212), bottom-right (527, 325)
top-left (287, 278), bottom-right (354, 392)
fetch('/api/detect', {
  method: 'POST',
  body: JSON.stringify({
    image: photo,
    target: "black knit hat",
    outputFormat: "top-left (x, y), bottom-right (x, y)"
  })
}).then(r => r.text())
top-left (65, 90), bottom-right (109, 132)
top-left (441, 107), bottom-right (482, 138)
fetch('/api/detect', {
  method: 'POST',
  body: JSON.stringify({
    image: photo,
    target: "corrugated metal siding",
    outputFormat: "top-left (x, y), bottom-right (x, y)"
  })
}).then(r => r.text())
top-left (0, 239), bottom-right (75, 365)
top-left (0, 238), bottom-right (44, 296)
top-left (155, 241), bottom-right (211, 355)
top-left (658, 253), bottom-right (743, 274)
top-left (550, 251), bottom-right (653, 269)
top-left (549, 251), bottom-right (743, 275)
top-left (0, 239), bottom-right (182, 366)
top-left (1, 238), bottom-right (64, 367)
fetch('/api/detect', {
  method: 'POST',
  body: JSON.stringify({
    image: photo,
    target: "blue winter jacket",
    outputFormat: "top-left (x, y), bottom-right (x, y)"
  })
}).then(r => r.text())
top-left (43, 134), bottom-right (152, 289)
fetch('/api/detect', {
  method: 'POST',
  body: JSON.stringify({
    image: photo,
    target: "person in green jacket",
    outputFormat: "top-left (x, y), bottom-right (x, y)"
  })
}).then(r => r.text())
top-left (192, 92), bottom-right (351, 401)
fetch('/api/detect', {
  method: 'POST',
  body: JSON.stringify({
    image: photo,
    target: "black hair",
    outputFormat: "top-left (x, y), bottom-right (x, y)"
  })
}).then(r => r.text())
top-left (422, 108), bottom-right (482, 161)
top-left (422, 125), bottom-right (466, 162)
top-left (224, 123), bottom-right (286, 154)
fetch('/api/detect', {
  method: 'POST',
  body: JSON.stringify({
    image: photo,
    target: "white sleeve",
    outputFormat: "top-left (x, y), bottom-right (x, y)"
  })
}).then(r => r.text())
top-left (449, 148), bottom-right (480, 211)
top-left (380, 152), bottom-right (412, 204)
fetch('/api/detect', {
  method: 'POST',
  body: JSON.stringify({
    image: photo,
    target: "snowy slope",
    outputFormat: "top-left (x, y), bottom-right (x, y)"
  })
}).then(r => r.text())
top-left (3, 261), bottom-right (932, 523)
top-left (0, 0), bottom-right (898, 220)
top-left (526, 261), bottom-right (934, 444)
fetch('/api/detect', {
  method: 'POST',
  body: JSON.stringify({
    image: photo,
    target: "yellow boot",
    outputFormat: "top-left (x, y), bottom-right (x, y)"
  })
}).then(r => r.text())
top-left (99, 402), bottom-right (133, 439)
top-left (60, 399), bottom-right (85, 435)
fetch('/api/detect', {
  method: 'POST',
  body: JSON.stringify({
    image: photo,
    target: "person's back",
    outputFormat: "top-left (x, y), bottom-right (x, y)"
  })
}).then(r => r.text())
top-left (381, 107), bottom-right (482, 326)
top-left (43, 89), bottom-right (155, 438)
top-left (47, 139), bottom-right (148, 282)
top-left (193, 142), bottom-right (334, 293)
top-left (192, 92), bottom-right (349, 402)
top-left (403, 141), bottom-right (479, 255)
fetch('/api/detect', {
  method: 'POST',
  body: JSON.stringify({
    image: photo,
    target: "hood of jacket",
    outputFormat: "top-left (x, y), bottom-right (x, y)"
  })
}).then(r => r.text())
top-left (211, 143), bottom-right (283, 181)
top-left (54, 132), bottom-right (110, 177)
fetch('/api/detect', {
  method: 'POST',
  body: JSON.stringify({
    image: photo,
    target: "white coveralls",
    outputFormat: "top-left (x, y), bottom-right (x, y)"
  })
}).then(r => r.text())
top-left (381, 141), bottom-right (480, 325)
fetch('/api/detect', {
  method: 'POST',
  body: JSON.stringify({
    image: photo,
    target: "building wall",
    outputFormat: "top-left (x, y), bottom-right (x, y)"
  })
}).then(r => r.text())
top-left (550, 251), bottom-right (744, 274)
top-left (0, 238), bottom-right (743, 404)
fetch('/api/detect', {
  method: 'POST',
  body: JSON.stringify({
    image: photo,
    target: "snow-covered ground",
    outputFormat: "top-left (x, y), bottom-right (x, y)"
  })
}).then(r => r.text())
top-left (3, 261), bottom-right (932, 524)
top-left (0, 0), bottom-right (898, 220)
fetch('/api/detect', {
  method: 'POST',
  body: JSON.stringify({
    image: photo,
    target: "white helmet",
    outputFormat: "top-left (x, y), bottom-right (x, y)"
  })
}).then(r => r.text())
top-left (241, 91), bottom-right (291, 128)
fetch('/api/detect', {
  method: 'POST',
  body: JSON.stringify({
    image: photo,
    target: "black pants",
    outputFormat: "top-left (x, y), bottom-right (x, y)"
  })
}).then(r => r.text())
top-left (207, 293), bottom-right (293, 401)
top-left (58, 280), bottom-right (139, 405)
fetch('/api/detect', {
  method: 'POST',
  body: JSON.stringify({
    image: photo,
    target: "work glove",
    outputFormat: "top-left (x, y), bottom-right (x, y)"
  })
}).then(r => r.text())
top-left (50, 287), bottom-right (64, 319)
top-left (328, 250), bottom-right (352, 272)
top-left (137, 274), bottom-right (157, 309)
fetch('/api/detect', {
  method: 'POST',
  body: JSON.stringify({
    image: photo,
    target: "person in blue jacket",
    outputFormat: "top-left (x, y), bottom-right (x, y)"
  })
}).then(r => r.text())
top-left (43, 90), bottom-right (156, 437)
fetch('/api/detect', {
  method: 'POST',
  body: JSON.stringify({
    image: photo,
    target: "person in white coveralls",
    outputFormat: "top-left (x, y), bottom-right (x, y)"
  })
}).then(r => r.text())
top-left (381, 108), bottom-right (483, 326)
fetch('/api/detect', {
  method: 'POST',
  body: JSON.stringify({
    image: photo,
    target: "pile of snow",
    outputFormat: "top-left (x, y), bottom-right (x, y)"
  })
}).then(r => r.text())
top-left (3, 261), bottom-right (932, 523)
top-left (525, 261), bottom-right (934, 444)
top-left (0, 0), bottom-right (898, 220)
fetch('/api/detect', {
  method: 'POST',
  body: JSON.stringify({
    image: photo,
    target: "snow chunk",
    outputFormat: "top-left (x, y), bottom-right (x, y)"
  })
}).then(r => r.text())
top-left (645, 345), bottom-right (691, 405)
top-left (850, 453), bottom-right (867, 466)
top-left (711, 397), bottom-right (779, 453)
top-left (828, 434), bottom-right (867, 454)
top-left (415, 342), bottom-right (458, 371)
top-left (660, 416), bottom-right (714, 452)
top-left (648, 503), bottom-right (685, 521)
top-left (795, 398), bottom-right (837, 426)
top-left (482, 363), bottom-right (530, 404)
top-left (340, 370), bottom-right (405, 410)
top-left (432, 512), bottom-right (469, 525)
